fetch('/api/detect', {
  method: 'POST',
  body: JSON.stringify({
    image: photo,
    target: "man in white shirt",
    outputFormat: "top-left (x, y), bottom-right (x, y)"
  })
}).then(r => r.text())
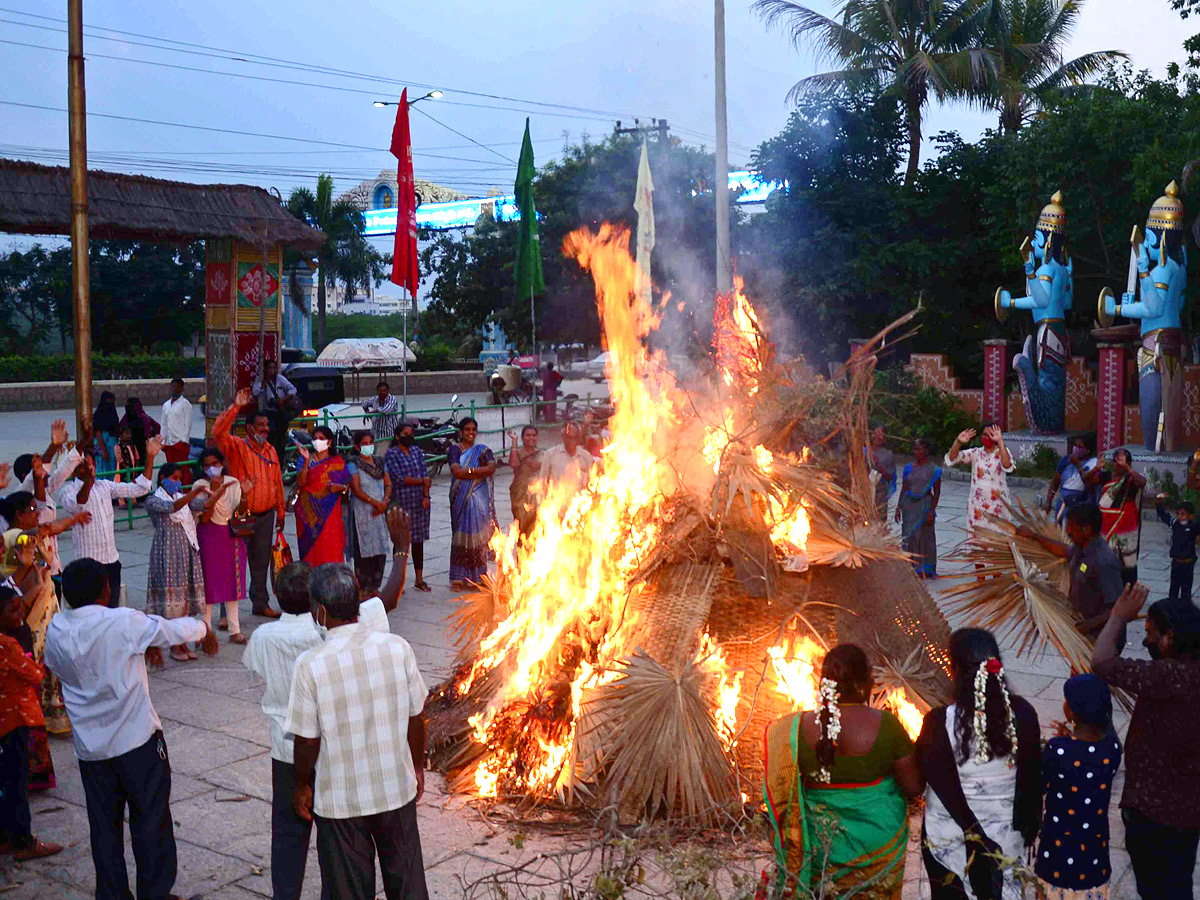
top-left (285, 560), bottom-right (427, 900)
top-left (44, 558), bottom-right (217, 900)
top-left (538, 422), bottom-right (594, 498)
top-left (242, 509), bottom-right (409, 900)
top-left (160, 378), bottom-right (194, 486)
top-left (59, 436), bottom-right (161, 604)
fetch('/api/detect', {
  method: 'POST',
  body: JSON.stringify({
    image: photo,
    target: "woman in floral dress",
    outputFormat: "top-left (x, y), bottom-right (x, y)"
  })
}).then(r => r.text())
top-left (946, 425), bottom-right (1015, 533)
top-left (145, 463), bottom-right (208, 662)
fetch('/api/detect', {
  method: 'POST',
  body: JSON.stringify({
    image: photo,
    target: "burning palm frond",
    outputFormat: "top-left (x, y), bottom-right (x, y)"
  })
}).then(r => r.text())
top-left (871, 638), bottom-right (939, 714)
top-left (805, 522), bottom-right (910, 569)
top-left (573, 650), bottom-right (736, 821)
top-left (448, 574), bottom-right (508, 658)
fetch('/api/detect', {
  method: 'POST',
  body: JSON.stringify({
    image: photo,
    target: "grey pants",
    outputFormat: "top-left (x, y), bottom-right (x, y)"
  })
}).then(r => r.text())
top-left (272, 759), bottom-right (325, 900)
top-left (315, 799), bottom-right (428, 900)
top-left (244, 509), bottom-right (276, 612)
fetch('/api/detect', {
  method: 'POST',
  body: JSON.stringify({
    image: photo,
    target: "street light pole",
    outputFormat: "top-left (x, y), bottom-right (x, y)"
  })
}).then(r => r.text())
top-left (714, 0), bottom-right (732, 295)
top-left (67, 0), bottom-right (92, 437)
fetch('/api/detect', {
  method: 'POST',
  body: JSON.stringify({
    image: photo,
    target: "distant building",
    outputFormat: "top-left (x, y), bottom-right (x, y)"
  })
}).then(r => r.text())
top-left (338, 294), bottom-right (415, 317)
top-left (338, 170), bottom-right (467, 213)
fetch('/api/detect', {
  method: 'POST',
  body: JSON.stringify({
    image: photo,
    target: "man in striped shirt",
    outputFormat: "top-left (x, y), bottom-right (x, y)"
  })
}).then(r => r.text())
top-left (214, 389), bottom-right (286, 619)
top-left (361, 381), bottom-right (400, 452)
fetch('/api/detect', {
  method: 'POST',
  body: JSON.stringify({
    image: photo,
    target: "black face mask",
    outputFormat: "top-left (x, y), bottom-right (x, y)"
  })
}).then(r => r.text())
top-left (398, 434), bottom-right (415, 447)
top-left (1145, 638), bottom-right (1165, 660)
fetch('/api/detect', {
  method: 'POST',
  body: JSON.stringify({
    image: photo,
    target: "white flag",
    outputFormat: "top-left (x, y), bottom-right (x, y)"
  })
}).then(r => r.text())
top-left (634, 141), bottom-right (655, 306)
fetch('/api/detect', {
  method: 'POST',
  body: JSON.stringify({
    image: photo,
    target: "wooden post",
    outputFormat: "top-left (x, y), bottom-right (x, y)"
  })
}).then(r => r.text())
top-left (713, 0), bottom-right (731, 295)
top-left (67, 0), bottom-right (91, 437)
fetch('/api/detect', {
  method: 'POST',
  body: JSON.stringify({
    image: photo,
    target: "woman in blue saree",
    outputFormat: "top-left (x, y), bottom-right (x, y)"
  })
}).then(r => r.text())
top-left (895, 437), bottom-right (941, 578)
top-left (447, 417), bottom-right (497, 589)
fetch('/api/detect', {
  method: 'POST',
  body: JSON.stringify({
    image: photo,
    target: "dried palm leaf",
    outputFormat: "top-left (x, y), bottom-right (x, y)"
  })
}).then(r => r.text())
top-left (447, 574), bottom-right (508, 659)
top-left (572, 650), bottom-right (736, 821)
top-left (717, 447), bottom-right (779, 518)
top-left (942, 542), bottom-right (1097, 675)
top-left (805, 522), bottom-right (910, 569)
top-left (871, 637), bottom-right (940, 714)
top-left (947, 502), bottom-right (1069, 594)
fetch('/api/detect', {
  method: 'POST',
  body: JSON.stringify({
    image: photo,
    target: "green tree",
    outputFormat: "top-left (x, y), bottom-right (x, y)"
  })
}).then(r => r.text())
top-left (88, 241), bottom-right (205, 352)
top-left (285, 173), bottom-right (366, 347)
top-left (0, 245), bottom-right (71, 353)
top-left (752, 0), bottom-right (999, 185)
top-left (981, 0), bottom-right (1127, 133)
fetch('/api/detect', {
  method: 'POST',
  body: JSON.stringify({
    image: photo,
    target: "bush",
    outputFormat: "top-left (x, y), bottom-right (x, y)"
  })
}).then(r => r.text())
top-left (1011, 443), bottom-right (1060, 479)
top-left (0, 355), bottom-right (205, 384)
top-left (870, 369), bottom-right (979, 457)
top-left (411, 340), bottom-right (455, 372)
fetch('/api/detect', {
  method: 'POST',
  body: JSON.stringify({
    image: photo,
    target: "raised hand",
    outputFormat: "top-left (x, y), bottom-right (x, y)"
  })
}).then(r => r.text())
top-left (31, 454), bottom-right (46, 480)
top-left (146, 436), bottom-right (163, 458)
top-left (50, 419), bottom-right (69, 447)
top-left (296, 443), bottom-right (310, 463)
top-left (235, 388), bottom-right (254, 408)
top-left (956, 429), bottom-right (976, 445)
top-left (1113, 583), bottom-right (1150, 624)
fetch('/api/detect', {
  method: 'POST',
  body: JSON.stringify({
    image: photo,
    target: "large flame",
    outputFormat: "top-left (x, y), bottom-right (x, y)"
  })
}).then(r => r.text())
top-left (458, 225), bottom-right (915, 799)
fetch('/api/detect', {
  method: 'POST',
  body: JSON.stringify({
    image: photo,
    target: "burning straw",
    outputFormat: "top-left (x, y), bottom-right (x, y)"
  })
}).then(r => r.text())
top-left (427, 225), bottom-right (952, 820)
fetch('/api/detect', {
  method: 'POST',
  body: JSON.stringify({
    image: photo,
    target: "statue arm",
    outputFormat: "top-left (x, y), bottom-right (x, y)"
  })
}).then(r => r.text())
top-left (1118, 267), bottom-right (1172, 319)
top-left (1006, 270), bottom-right (1054, 310)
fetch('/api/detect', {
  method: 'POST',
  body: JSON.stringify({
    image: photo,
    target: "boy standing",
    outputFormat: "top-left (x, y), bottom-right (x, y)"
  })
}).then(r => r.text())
top-left (0, 587), bottom-right (61, 860)
top-left (1156, 494), bottom-right (1200, 602)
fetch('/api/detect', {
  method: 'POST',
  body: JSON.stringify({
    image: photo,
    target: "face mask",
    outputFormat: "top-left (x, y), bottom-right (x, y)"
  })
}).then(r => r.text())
top-left (205, 466), bottom-right (223, 479)
top-left (161, 478), bottom-right (181, 494)
top-left (312, 438), bottom-right (330, 453)
top-left (359, 445), bottom-right (376, 457)
top-left (313, 606), bottom-right (328, 640)
top-left (250, 431), bottom-right (266, 444)
top-left (398, 435), bottom-right (415, 447)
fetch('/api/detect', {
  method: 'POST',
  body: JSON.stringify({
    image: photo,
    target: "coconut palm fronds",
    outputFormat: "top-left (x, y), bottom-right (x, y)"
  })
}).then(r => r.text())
top-left (718, 447), bottom-right (780, 519)
top-left (447, 574), bottom-right (508, 658)
top-left (573, 650), bottom-right (736, 820)
top-left (764, 456), bottom-right (853, 525)
top-left (805, 522), bottom-right (911, 569)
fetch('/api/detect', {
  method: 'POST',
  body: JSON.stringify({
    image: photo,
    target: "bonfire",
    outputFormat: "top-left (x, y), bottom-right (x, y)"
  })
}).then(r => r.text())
top-left (427, 225), bottom-right (955, 821)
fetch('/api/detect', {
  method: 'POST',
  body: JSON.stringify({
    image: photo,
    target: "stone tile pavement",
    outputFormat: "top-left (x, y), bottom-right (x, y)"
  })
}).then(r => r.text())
top-left (0, 467), bottom-right (1186, 898)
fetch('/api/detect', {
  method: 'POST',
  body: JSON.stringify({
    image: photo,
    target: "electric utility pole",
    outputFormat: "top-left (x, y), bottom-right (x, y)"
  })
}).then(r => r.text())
top-left (714, 0), bottom-right (732, 295)
top-left (614, 118), bottom-right (671, 143)
top-left (68, 0), bottom-right (92, 436)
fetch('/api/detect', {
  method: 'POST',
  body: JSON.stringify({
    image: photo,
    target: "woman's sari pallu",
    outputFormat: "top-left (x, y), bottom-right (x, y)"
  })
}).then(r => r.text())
top-left (763, 713), bottom-right (908, 900)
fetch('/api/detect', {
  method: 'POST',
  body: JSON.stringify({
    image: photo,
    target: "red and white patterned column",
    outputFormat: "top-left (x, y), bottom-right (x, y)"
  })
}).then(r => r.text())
top-left (982, 339), bottom-right (1010, 430)
top-left (1097, 343), bottom-right (1126, 452)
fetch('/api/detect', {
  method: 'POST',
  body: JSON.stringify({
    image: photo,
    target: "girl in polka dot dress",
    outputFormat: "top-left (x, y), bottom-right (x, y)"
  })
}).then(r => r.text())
top-left (1036, 673), bottom-right (1121, 900)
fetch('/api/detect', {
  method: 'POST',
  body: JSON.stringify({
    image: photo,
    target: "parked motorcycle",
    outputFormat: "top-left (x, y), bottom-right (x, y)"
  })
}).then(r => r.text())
top-left (411, 394), bottom-right (467, 478)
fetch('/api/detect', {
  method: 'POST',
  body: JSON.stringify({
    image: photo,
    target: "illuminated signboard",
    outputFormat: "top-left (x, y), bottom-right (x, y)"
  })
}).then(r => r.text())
top-left (362, 171), bottom-right (781, 236)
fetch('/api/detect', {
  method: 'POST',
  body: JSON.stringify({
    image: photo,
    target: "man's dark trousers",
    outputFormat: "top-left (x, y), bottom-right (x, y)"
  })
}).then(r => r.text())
top-left (1124, 807), bottom-right (1200, 899)
top-left (315, 799), bottom-right (428, 900)
top-left (103, 561), bottom-right (121, 607)
top-left (78, 731), bottom-right (176, 900)
top-left (1169, 558), bottom-right (1196, 602)
top-left (272, 759), bottom-right (327, 900)
top-left (244, 509), bottom-right (277, 613)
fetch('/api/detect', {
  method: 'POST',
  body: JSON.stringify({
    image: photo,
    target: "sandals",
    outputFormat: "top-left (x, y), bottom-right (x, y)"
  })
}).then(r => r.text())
top-left (228, 633), bottom-right (248, 645)
top-left (414, 581), bottom-right (432, 593)
top-left (217, 618), bottom-right (229, 631)
top-left (169, 648), bottom-right (190, 663)
top-left (12, 839), bottom-right (63, 861)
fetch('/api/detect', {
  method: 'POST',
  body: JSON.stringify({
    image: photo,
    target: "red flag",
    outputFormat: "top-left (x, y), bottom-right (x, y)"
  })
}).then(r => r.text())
top-left (389, 89), bottom-right (419, 298)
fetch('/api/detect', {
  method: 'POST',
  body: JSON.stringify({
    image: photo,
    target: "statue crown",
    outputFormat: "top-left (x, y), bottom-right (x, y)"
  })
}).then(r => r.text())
top-left (1147, 180), bottom-right (1185, 231)
top-left (1037, 190), bottom-right (1067, 235)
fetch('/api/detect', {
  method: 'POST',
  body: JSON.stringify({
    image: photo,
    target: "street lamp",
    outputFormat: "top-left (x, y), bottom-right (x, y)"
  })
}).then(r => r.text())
top-left (372, 90), bottom-right (442, 107)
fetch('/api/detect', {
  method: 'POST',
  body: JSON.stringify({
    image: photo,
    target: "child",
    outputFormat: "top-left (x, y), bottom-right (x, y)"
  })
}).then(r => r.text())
top-left (1036, 673), bottom-right (1121, 899)
top-left (113, 424), bottom-right (142, 506)
top-left (1155, 494), bottom-right (1200, 602)
top-left (0, 587), bottom-right (61, 860)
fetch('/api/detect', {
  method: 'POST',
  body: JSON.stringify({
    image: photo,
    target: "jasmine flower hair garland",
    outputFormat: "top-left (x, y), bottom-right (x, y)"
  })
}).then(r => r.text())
top-left (972, 657), bottom-right (1018, 767)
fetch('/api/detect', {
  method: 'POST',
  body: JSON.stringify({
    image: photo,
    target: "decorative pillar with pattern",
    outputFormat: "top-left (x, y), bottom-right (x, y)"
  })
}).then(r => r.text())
top-left (204, 239), bottom-right (283, 432)
top-left (982, 339), bottom-right (1010, 431)
top-left (1097, 343), bottom-right (1127, 452)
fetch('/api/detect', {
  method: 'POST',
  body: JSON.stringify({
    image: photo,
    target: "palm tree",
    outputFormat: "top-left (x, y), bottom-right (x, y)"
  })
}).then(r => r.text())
top-left (285, 174), bottom-right (364, 346)
top-left (980, 0), bottom-right (1126, 133)
top-left (753, 0), bottom-right (1001, 186)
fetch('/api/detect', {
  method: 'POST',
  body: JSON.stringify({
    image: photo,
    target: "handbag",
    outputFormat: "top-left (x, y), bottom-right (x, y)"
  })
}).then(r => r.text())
top-left (272, 533), bottom-right (293, 571)
top-left (228, 509), bottom-right (256, 539)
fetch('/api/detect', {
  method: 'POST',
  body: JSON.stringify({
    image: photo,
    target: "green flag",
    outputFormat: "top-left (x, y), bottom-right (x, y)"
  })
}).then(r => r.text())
top-left (514, 118), bottom-right (545, 299)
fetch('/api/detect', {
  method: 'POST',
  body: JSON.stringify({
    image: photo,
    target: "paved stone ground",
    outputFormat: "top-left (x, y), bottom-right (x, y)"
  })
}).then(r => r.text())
top-left (0, 466), bottom-right (1181, 899)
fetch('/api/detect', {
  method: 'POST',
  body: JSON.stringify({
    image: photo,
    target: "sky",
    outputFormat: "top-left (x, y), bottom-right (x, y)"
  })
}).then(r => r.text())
top-left (0, 0), bottom-right (1189, 214)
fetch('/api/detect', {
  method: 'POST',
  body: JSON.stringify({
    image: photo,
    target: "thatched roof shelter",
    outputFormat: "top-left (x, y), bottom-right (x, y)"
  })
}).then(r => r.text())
top-left (0, 158), bottom-right (325, 249)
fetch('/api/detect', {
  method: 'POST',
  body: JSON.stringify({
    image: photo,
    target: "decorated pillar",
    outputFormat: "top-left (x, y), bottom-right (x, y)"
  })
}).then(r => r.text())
top-left (204, 239), bottom-right (283, 432)
top-left (982, 339), bottom-right (1010, 430)
top-left (1096, 343), bottom-right (1127, 452)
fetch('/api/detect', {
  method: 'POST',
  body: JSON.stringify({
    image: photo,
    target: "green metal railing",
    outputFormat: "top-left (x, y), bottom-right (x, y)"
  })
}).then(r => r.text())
top-left (100, 393), bottom-right (607, 529)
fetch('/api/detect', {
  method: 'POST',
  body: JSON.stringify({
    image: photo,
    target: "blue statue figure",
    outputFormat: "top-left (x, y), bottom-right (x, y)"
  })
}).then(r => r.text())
top-left (1101, 181), bottom-right (1188, 451)
top-left (997, 190), bottom-right (1073, 433)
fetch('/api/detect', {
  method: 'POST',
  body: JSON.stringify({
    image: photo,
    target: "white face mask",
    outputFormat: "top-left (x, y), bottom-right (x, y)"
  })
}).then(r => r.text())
top-left (359, 444), bottom-right (375, 457)
top-left (313, 607), bottom-right (328, 640)
top-left (312, 438), bottom-right (330, 453)
top-left (205, 465), bottom-right (223, 479)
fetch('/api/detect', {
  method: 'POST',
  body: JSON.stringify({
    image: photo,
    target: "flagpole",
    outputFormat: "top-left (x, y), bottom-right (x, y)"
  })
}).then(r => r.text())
top-left (68, 0), bottom-right (92, 438)
top-left (402, 297), bottom-right (408, 413)
top-left (530, 286), bottom-right (536, 368)
top-left (714, 0), bottom-right (732, 295)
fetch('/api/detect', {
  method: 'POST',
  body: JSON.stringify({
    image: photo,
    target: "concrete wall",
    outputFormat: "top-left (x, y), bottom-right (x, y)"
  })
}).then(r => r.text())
top-left (0, 371), bottom-right (487, 412)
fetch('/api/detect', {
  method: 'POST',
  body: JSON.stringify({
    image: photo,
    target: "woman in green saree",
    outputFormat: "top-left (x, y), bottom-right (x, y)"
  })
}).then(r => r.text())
top-left (763, 644), bottom-right (923, 899)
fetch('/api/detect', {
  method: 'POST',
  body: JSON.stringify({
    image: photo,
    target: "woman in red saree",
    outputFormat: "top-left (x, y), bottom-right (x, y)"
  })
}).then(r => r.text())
top-left (294, 426), bottom-right (352, 565)
top-left (1098, 448), bottom-right (1145, 586)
